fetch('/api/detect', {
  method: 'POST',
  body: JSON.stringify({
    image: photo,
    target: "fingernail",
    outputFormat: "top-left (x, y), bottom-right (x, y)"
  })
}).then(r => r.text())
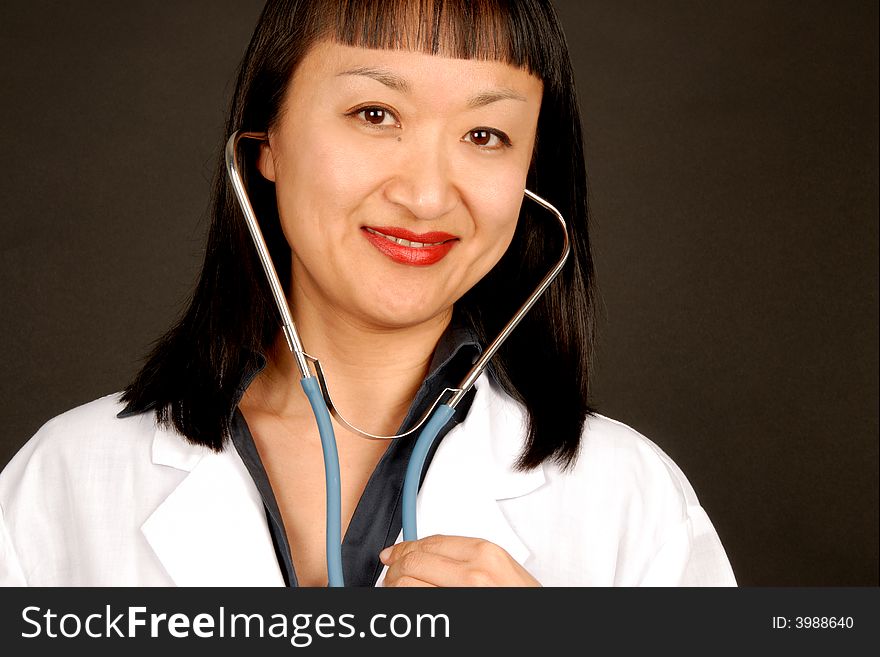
top-left (379, 547), bottom-right (392, 562)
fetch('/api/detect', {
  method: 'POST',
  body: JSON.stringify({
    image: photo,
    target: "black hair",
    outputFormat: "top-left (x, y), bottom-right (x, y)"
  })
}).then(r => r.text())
top-left (120, 0), bottom-right (596, 472)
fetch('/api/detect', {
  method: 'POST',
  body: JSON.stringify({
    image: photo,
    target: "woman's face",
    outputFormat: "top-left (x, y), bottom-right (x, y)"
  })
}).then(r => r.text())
top-left (258, 40), bottom-right (543, 330)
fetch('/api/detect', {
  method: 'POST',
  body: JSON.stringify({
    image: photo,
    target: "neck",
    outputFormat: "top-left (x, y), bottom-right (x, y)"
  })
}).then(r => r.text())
top-left (245, 287), bottom-right (452, 437)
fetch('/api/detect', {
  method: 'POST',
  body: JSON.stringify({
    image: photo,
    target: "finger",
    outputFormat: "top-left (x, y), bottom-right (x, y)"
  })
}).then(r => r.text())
top-left (385, 550), bottom-right (476, 588)
top-left (384, 574), bottom-right (438, 588)
top-left (384, 535), bottom-right (499, 564)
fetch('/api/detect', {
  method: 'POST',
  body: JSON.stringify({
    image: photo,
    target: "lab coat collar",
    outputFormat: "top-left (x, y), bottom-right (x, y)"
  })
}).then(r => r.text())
top-left (142, 374), bottom-right (544, 587)
top-left (150, 425), bottom-right (206, 472)
top-left (142, 426), bottom-right (285, 586)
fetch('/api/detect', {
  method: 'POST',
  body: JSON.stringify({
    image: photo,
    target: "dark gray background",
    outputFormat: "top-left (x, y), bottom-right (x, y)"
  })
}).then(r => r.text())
top-left (1, 1), bottom-right (876, 586)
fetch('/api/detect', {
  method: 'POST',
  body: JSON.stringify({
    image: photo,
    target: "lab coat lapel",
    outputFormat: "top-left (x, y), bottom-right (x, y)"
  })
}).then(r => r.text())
top-left (377, 375), bottom-right (546, 585)
top-left (141, 426), bottom-right (284, 587)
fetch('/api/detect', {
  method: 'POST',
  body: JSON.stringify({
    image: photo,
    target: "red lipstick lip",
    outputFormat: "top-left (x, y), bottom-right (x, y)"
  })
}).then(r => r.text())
top-left (361, 227), bottom-right (458, 266)
top-left (363, 226), bottom-right (457, 243)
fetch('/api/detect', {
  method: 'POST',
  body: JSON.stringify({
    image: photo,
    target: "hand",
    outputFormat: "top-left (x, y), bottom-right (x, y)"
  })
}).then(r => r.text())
top-left (379, 534), bottom-right (542, 587)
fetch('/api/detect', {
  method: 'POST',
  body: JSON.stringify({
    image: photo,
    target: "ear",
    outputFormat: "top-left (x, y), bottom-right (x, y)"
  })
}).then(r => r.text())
top-left (256, 140), bottom-right (277, 182)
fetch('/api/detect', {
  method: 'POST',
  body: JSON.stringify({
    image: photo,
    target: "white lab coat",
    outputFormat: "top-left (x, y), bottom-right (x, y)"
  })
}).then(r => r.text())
top-left (0, 374), bottom-right (736, 586)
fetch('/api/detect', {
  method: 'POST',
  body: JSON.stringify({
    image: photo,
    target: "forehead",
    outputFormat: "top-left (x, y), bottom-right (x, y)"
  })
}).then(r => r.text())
top-left (290, 40), bottom-right (543, 102)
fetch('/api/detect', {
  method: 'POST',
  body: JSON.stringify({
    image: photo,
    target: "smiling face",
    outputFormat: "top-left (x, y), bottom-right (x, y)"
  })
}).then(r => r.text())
top-left (257, 40), bottom-right (543, 330)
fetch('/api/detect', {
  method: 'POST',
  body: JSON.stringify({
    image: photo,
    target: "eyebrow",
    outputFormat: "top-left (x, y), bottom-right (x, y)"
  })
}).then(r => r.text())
top-left (465, 88), bottom-right (528, 108)
top-left (337, 66), bottom-right (410, 93)
top-left (336, 66), bottom-right (528, 108)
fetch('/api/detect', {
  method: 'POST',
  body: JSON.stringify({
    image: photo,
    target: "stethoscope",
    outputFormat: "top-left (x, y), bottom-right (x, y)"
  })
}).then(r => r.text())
top-left (225, 130), bottom-right (569, 586)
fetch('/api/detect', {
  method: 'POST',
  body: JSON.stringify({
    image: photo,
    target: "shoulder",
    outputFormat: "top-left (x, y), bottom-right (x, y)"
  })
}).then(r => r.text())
top-left (482, 377), bottom-right (698, 520)
top-left (534, 411), bottom-right (699, 533)
top-left (0, 394), bottom-right (205, 586)
top-left (0, 393), bottom-right (159, 501)
top-left (575, 414), bottom-right (736, 585)
top-left (482, 380), bottom-right (692, 521)
top-left (24, 392), bottom-right (146, 439)
top-left (577, 413), bottom-right (702, 509)
top-left (481, 383), bottom-right (736, 585)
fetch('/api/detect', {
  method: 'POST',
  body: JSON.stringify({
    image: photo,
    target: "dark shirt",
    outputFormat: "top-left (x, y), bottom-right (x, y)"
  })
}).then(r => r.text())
top-left (125, 323), bottom-right (481, 587)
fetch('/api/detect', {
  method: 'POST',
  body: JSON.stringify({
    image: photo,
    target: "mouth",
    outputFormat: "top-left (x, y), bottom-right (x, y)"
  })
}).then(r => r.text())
top-left (361, 226), bottom-right (458, 266)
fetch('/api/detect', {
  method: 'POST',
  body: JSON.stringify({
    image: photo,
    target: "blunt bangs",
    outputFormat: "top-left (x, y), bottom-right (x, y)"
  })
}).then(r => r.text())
top-left (304, 0), bottom-right (558, 87)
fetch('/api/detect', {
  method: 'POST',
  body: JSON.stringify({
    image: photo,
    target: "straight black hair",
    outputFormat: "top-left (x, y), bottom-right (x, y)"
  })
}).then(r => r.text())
top-left (121, 0), bottom-right (596, 472)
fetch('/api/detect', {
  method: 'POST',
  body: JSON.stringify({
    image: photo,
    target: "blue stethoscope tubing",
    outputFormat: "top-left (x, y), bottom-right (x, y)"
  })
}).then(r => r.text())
top-left (300, 377), bottom-right (345, 587)
top-left (225, 131), bottom-right (569, 587)
top-left (401, 404), bottom-right (456, 542)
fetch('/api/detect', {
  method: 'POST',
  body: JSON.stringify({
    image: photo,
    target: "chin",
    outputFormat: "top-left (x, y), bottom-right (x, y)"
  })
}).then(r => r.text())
top-left (355, 294), bottom-right (450, 330)
top-left (349, 273), bottom-right (454, 327)
top-left (364, 306), bottom-right (445, 330)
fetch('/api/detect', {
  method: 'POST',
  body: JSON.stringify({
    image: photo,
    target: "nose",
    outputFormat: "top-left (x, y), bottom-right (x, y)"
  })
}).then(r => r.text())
top-left (383, 137), bottom-right (459, 222)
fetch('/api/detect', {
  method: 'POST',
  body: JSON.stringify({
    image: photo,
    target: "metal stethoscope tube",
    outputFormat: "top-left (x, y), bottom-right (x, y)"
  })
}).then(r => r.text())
top-left (225, 130), bottom-right (569, 587)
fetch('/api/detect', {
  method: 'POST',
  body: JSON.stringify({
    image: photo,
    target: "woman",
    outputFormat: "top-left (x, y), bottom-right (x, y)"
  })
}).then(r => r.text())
top-left (0, 0), bottom-right (735, 587)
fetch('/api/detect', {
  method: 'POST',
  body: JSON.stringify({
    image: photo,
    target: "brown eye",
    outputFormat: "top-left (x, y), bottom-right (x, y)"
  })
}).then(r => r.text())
top-left (364, 108), bottom-right (386, 125)
top-left (463, 127), bottom-right (510, 149)
top-left (470, 129), bottom-right (491, 146)
top-left (350, 106), bottom-right (399, 128)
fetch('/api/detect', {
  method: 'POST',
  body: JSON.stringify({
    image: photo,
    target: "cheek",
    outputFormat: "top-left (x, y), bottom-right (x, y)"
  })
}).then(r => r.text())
top-left (307, 140), bottom-right (382, 205)
top-left (275, 126), bottom-right (383, 234)
top-left (269, 135), bottom-right (385, 271)
top-left (468, 167), bottom-right (527, 252)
